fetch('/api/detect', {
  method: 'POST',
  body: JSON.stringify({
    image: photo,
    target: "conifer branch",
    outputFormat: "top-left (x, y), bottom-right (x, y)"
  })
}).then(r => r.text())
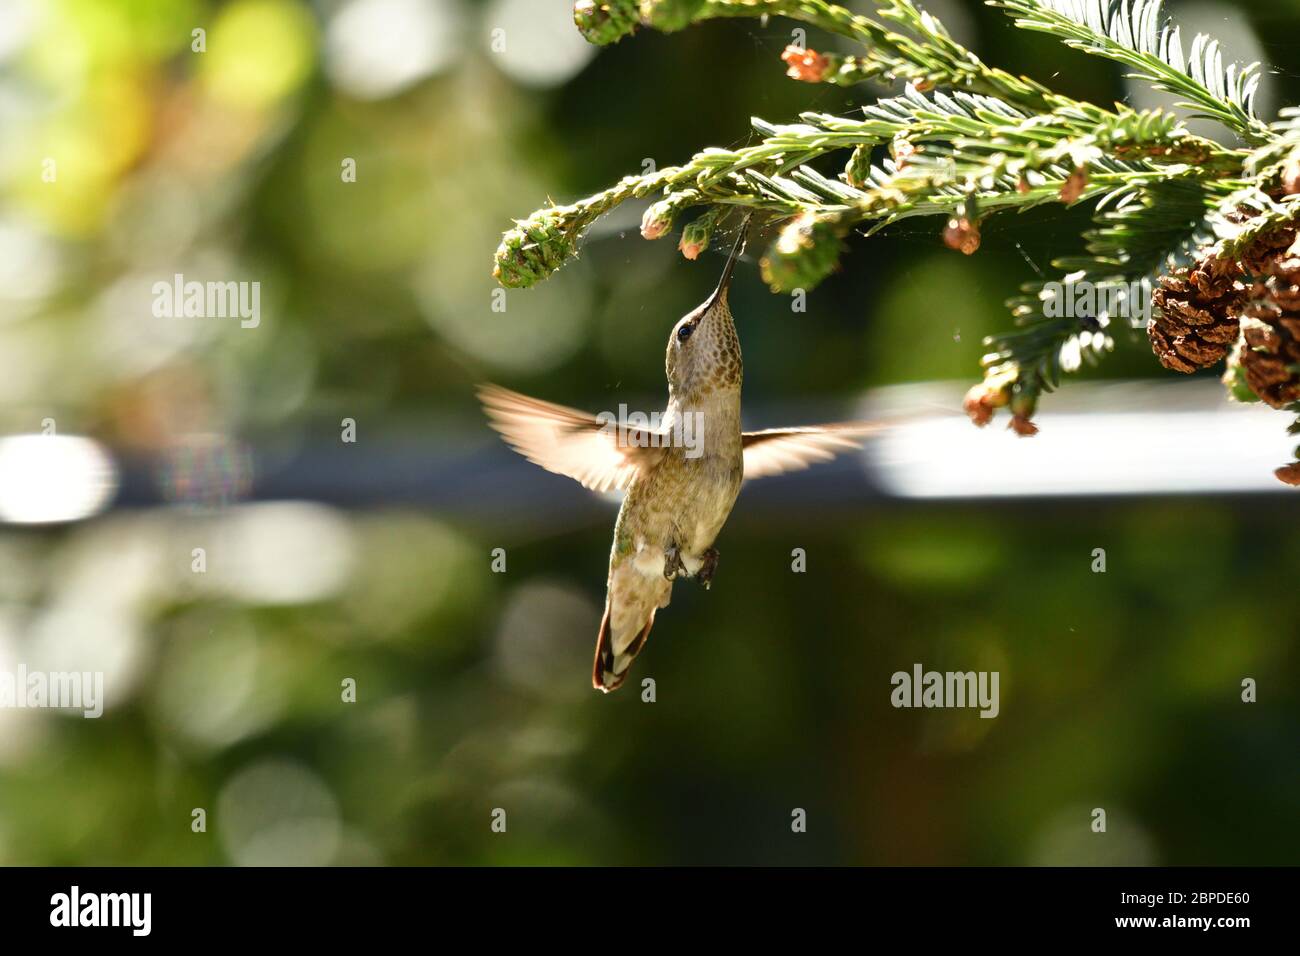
top-left (514, 1), bottom-right (1300, 473)
top-left (989, 0), bottom-right (1271, 144)
top-left (495, 87), bottom-right (1239, 289)
top-left (590, 0), bottom-right (1069, 110)
top-left (984, 179), bottom-right (1229, 400)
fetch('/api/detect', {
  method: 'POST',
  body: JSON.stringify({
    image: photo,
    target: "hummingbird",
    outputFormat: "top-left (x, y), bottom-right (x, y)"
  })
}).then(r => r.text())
top-left (480, 226), bottom-right (880, 692)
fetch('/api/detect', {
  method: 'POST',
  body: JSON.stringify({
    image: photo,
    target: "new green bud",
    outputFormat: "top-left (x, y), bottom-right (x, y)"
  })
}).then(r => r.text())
top-left (760, 212), bottom-right (846, 293)
top-left (641, 199), bottom-right (677, 240)
top-left (678, 208), bottom-right (721, 260)
top-left (845, 145), bottom-right (873, 189)
top-left (574, 1), bottom-right (639, 46)
top-left (494, 209), bottom-right (579, 289)
top-left (639, 0), bottom-right (708, 32)
top-left (1010, 384), bottom-right (1038, 420)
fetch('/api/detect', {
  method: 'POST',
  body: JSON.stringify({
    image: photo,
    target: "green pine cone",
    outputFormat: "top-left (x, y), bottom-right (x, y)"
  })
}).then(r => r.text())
top-left (574, 1), bottom-right (640, 46)
top-left (760, 213), bottom-right (846, 293)
top-left (493, 210), bottom-right (578, 289)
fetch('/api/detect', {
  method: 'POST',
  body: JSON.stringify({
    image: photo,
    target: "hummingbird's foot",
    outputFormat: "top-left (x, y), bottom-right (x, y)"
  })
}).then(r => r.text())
top-left (663, 544), bottom-right (686, 581)
top-left (697, 548), bottom-right (720, 590)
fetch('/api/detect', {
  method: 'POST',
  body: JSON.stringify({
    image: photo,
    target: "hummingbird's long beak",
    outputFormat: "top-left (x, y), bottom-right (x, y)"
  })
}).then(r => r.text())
top-left (705, 215), bottom-right (751, 309)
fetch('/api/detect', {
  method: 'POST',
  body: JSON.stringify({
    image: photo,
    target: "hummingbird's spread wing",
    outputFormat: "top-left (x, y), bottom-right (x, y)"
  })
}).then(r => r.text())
top-left (478, 384), bottom-right (666, 493)
top-left (741, 423), bottom-right (879, 479)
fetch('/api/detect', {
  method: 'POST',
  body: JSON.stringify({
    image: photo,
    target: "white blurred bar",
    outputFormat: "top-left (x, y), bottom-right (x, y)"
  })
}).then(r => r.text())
top-left (862, 380), bottom-right (1298, 498)
top-left (0, 435), bottom-right (118, 523)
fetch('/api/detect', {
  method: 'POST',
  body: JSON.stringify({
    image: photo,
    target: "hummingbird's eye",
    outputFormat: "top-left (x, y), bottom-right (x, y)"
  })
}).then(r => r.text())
top-left (677, 324), bottom-right (693, 342)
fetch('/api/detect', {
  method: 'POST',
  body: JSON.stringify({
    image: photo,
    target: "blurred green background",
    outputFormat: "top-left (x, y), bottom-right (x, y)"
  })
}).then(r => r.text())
top-left (0, 0), bottom-right (1295, 865)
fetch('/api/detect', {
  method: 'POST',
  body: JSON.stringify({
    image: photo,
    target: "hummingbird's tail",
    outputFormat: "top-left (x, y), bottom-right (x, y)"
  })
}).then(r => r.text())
top-left (592, 597), bottom-right (656, 693)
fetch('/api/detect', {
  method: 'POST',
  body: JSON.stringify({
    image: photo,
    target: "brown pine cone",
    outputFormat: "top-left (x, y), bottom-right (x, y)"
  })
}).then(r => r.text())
top-left (1148, 257), bottom-right (1247, 373)
top-left (1239, 246), bottom-right (1300, 408)
top-left (1238, 224), bottom-right (1298, 274)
